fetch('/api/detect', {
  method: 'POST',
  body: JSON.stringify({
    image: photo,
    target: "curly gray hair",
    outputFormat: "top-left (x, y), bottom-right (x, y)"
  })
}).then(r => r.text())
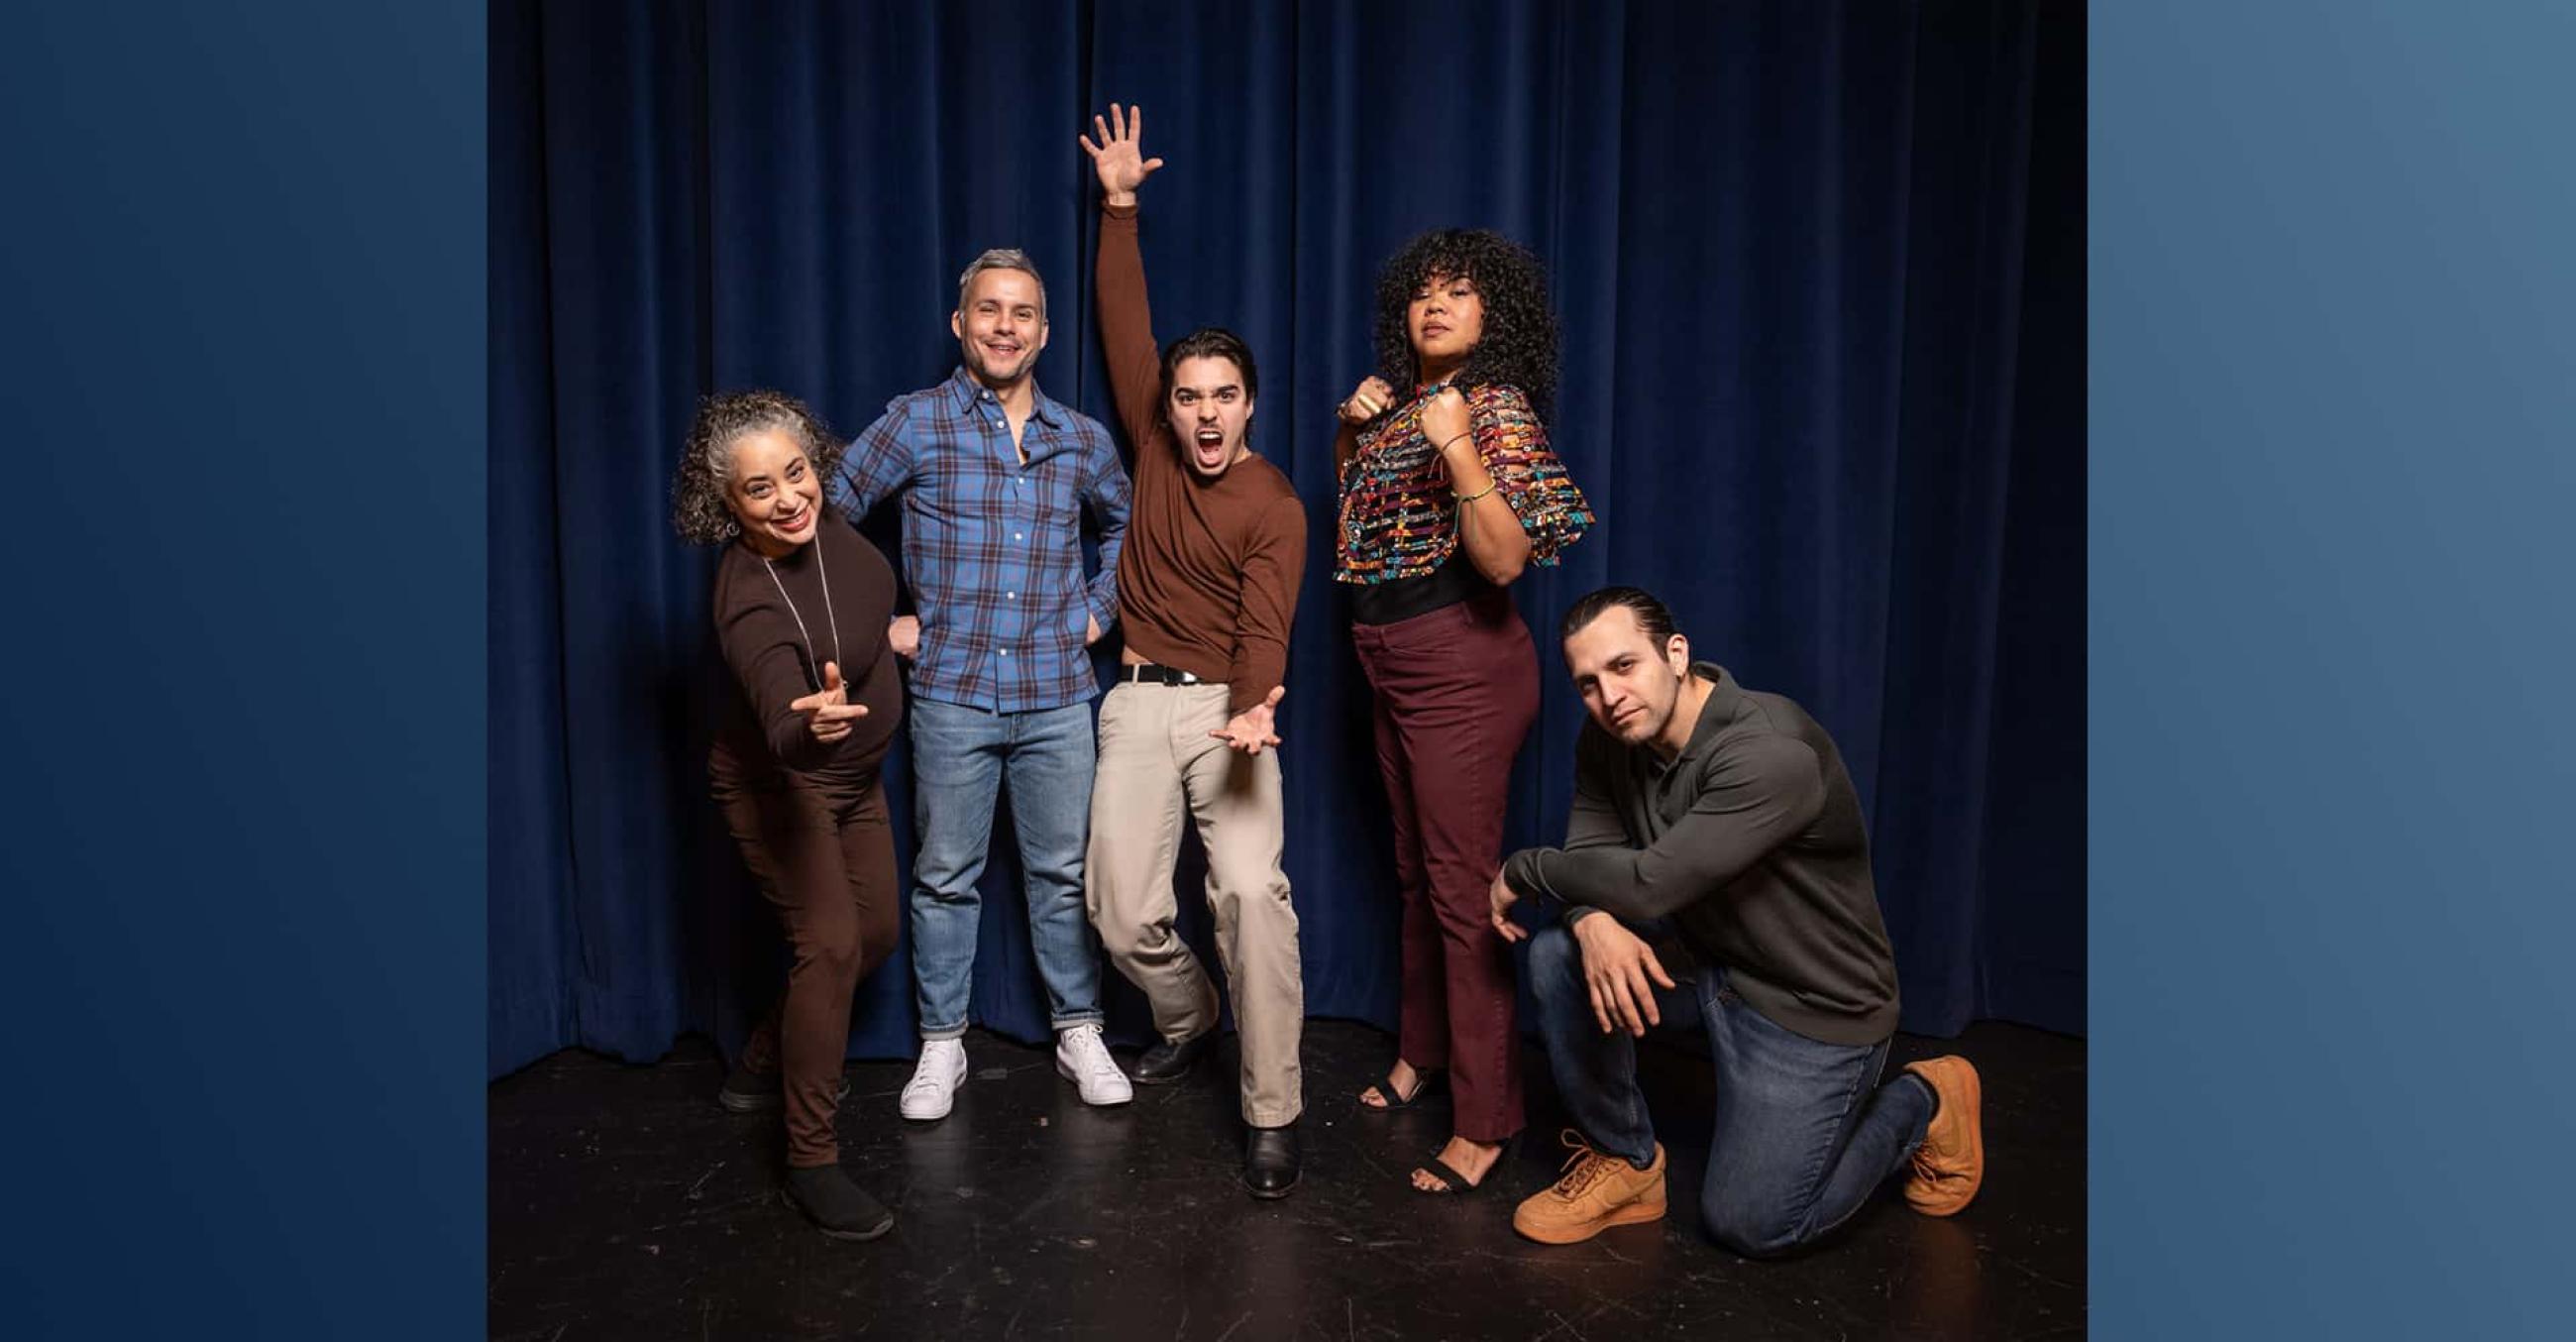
top-left (669, 390), bottom-right (845, 545)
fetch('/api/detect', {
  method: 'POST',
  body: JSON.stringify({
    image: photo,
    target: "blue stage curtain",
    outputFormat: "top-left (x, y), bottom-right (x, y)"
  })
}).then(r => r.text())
top-left (489, 0), bottom-right (2085, 1076)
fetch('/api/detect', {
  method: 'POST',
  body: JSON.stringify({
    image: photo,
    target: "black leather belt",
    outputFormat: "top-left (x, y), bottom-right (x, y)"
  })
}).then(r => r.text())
top-left (1120, 662), bottom-right (1206, 686)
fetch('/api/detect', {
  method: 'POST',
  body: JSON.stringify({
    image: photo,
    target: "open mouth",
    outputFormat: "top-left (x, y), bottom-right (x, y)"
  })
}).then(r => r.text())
top-left (1192, 426), bottom-right (1227, 467)
top-left (985, 339), bottom-right (1024, 360)
top-left (774, 508), bottom-right (812, 534)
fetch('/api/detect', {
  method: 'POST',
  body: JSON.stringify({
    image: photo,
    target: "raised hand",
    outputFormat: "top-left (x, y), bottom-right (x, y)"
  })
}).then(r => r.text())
top-left (789, 660), bottom-right (870, 743)
top-left (1210, 685), bottom-right (1287, 755)
top-left (1078, 102), bottom-right (1164, 207)
top-left (1339, 376), bottom-right (1395, 425)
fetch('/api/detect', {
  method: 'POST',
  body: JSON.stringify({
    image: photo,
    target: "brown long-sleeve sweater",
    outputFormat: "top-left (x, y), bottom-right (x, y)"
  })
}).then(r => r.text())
top-left (1096, 201), bottom-right (1306, 716)
top-left (708, 511), bottom-right (904, 787)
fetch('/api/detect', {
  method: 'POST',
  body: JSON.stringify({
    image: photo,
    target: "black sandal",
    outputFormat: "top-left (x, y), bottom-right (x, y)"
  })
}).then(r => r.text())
top-left (1359, 1066), bottom-right (1447, 1111)
top-left (1410, 1137), bottom-right (1513, 1195)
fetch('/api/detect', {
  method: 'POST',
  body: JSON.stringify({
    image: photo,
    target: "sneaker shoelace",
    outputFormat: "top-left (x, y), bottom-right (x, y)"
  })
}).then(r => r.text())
top-left (904, 1046), bottom-right (957, 1095)
top-left (1064, 1025), bottom-right (1120, 1079)
top-left (1550, 1128), bottom-right (1617, 1200)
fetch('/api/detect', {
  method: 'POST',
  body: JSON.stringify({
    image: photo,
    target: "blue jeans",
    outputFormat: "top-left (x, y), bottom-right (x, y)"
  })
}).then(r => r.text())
top-left (1528, 921), bottom-right (1935, 1258)
top-left (906, 697), bottom-right (1104, 1039)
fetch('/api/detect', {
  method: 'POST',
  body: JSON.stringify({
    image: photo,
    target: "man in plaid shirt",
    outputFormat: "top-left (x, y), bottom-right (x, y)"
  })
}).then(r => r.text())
top-left (834, 247), bottom-right (1135, 1120)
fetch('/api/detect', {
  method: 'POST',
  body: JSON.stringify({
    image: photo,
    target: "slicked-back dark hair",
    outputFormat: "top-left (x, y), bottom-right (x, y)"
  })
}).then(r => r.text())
top-left (1559, 585), bottom-right (1678, 646)
top-left (1161, 326), bottom-right (1258, 401)
top-left (670, 390), bottom-right (845, 545)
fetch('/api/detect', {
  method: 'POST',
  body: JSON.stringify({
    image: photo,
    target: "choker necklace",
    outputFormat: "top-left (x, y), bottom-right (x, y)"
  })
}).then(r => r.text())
top-left (761, 519), bottom-right (842, 689)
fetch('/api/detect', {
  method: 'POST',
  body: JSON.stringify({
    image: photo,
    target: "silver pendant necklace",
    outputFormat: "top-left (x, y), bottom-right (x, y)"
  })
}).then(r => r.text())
top-left (761, 519), bottom-right (842, 689)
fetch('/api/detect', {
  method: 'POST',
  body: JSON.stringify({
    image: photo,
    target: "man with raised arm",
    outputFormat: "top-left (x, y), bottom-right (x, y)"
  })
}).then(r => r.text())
top-left (1077, 103), bottom-right (1311, 1197)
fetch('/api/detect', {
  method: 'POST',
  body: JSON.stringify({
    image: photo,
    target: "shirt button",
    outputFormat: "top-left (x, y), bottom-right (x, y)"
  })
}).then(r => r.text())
top-left (1006, 592), bottom-right (1017, 601)
top-left (991, 418), bottom-right (1003, 428)
top-left (1014, 531), bottom-right (1023, 540)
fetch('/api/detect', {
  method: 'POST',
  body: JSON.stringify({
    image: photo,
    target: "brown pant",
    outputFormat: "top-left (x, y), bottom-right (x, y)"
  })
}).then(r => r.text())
top-left (1085, 682), bottom-right (1304, 1126)
top-left (714, 772), bottom-right (900, 1168)
top-left (1349, 592), bottom-right (1539, 1142)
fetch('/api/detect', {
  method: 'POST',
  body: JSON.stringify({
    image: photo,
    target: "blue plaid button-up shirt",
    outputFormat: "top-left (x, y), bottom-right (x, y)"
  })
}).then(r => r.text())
top-left (834, 368), bottom-right (1132, 714)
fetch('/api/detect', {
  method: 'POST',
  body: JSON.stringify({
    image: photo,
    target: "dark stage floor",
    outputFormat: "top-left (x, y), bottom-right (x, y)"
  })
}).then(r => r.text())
top-left (490, 1019), bottom-right (2084, 1339)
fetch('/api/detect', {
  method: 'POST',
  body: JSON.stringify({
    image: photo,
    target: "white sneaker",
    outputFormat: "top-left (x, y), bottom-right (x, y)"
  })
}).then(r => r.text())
top-left (900, 1038), bottom-right (968, 1121)
top-left (1054, 1024), bottom-right (1133, 1106)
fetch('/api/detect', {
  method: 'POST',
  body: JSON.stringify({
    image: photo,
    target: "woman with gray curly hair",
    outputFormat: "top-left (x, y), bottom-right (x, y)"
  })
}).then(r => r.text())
top-left (673, 389), bottom-right (904, 1242)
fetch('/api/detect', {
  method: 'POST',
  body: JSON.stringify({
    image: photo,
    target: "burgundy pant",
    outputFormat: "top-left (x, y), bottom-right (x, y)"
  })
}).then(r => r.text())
top-left (712, 770), bottom-right (900, 1168)
top-left (1349, 591), bottom-right (1540, 1142)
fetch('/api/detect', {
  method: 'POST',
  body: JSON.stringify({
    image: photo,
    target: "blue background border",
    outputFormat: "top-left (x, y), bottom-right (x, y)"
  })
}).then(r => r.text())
top-left (2093, 2), bottom-right (2576, 1336)
top-left (0, 6), bottom-right (482, 1337)
top-left (4, 1), bottom-right (2573, 1336)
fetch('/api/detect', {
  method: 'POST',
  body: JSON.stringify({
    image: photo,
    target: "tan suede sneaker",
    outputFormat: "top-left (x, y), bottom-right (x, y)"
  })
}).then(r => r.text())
top-left (1901, 1055), bottom-right (1986, 1216)
top-left (1512, 1130), bottom-right (1667, 1245)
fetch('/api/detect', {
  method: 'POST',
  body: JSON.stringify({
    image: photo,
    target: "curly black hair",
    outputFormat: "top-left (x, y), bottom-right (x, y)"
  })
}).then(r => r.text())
top-left (669, 390), bottom-right (848, 545)
top-left (1370, 228), bottom-right (1560, 421)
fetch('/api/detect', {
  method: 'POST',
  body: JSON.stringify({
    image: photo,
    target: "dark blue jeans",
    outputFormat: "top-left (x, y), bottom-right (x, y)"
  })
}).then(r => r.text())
top-left (1528, 921), bottom-right (1935, 1257)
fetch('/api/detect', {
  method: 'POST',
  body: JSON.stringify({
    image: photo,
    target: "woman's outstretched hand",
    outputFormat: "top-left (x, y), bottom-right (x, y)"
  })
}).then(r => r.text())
top-left (790, 660), bottom-right (869, 743)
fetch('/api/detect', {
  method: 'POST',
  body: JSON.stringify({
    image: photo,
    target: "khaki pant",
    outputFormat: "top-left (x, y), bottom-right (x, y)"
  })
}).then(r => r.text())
top-left (1085, 682), bottom-right (1303, 1125)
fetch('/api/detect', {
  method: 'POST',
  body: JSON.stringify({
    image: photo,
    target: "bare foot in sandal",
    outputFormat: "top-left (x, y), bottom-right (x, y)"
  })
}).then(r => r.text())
top-left (1359, 1059), bottom-right (1433, 1109)
top-left (1411, 1135), bottom-right (1505, 1192)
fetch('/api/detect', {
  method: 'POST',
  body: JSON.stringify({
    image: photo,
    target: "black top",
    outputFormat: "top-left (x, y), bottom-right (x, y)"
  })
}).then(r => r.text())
top-left (1502, 663), bottom-right (1900, 1046)
top-left (1348, 551), bottom-right (1488, 626)
top-left (708, 510), bottom-right (903, 788)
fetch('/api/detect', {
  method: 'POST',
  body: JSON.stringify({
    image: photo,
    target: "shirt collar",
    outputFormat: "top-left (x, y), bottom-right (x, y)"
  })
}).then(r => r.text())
top-left (1671, 662), bottom-right (1741, 763)
top-left (947, 366), bottom-right (1064, 429)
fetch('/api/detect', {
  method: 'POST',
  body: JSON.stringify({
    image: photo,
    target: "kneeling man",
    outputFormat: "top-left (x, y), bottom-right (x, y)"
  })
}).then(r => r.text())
top-left (1492, 586), bottom-right (1983, 1254)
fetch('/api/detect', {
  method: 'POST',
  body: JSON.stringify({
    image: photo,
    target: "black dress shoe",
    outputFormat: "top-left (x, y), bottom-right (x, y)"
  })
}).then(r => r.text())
top-left (1129, 1031), bottom-right (1215, 1084)
top-left (1243, 1124), bottom-right (1301, 1199)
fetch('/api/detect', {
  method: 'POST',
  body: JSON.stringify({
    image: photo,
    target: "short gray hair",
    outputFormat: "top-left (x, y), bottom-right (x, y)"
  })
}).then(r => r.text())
top-left (956, 248), bottom-right (1046, 322)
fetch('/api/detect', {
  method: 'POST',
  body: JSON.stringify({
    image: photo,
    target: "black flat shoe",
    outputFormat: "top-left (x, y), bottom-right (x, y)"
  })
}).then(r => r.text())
top-left (784, 1166), bottom-right (896, 1242)
top-left (1243, 1124), bottom-right (1301, 1199)
top-left (1129, 1031), bottom-right (1216, 1085)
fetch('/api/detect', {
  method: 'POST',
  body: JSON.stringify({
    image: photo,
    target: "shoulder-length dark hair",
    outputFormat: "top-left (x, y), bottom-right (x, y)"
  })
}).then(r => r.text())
top-left (1370, 228), bottom-right (1560, 421)
top-left (669, 390), bottom-right (846, 545)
